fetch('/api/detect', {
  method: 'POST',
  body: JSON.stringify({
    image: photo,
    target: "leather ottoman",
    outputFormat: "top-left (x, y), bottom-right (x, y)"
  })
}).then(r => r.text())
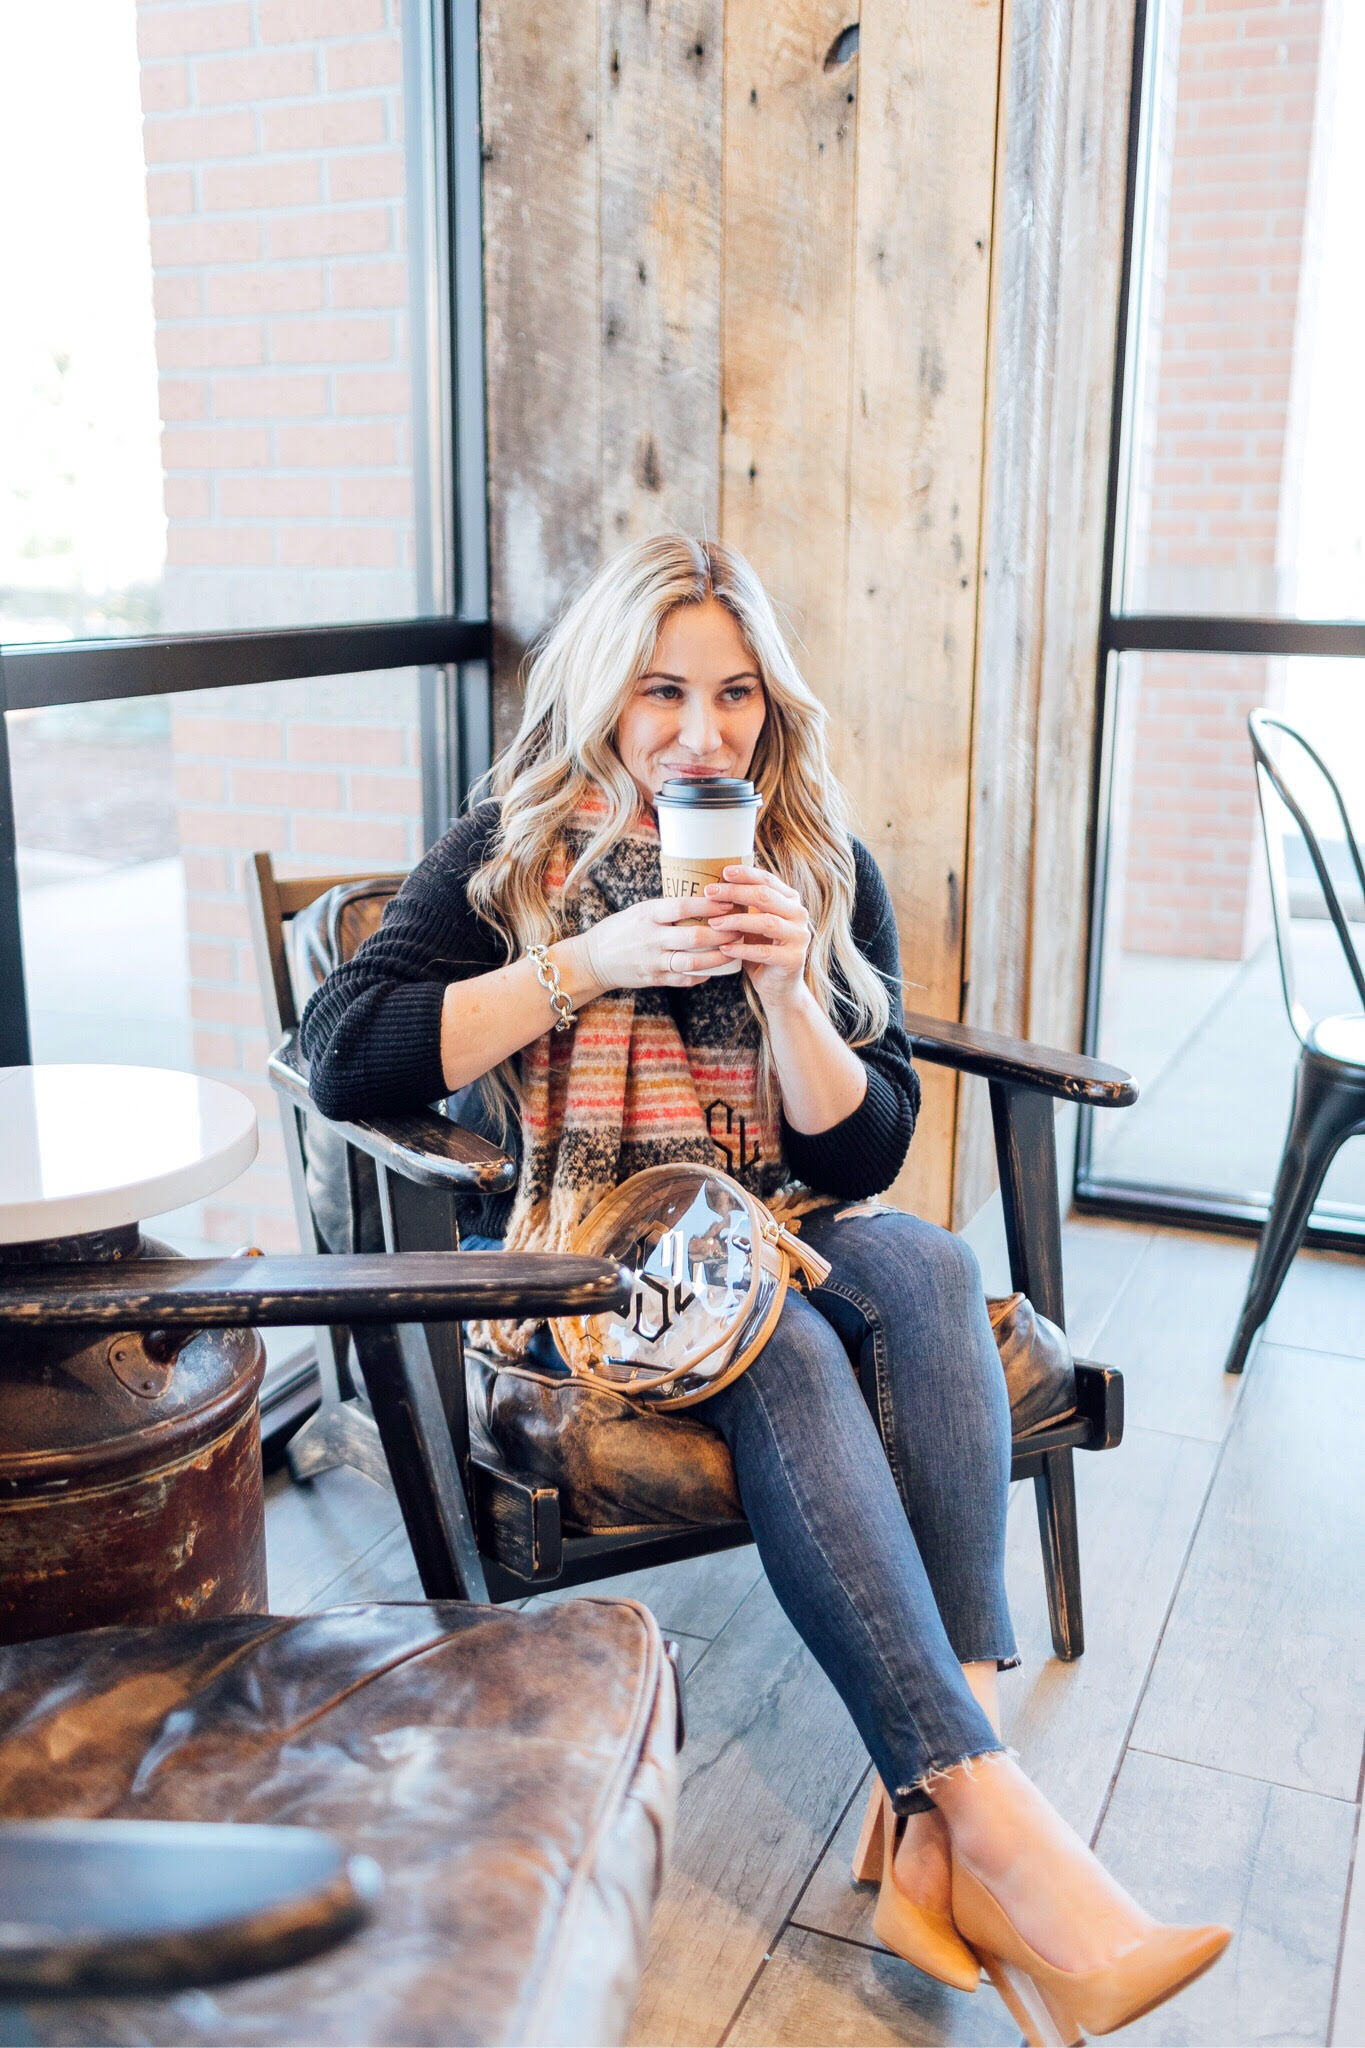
top-left (0, 1598), bottom-right (678, 2047)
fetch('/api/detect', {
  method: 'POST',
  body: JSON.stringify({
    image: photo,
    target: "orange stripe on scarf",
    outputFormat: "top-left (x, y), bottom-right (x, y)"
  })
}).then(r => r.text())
top-left (472, 795), bottom-right (784, 1356)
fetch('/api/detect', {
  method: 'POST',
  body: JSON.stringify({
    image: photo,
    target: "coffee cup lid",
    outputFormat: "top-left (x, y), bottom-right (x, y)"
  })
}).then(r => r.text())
top-left (655, 776), bottom-right (761, 809)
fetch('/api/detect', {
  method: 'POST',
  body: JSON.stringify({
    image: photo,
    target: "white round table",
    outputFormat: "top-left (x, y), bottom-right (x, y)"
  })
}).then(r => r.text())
top-left (0, 1066), bottom-right (258, 1248)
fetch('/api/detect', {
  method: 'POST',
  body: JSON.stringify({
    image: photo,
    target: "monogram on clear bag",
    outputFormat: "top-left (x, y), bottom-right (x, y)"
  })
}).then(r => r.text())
top-left (551, 1164), bottom-right (831, 1409)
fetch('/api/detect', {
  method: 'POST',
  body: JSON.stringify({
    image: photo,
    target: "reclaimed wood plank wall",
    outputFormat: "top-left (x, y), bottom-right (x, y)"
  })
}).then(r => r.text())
top-left (955, 0), bottom-right (1140, 1222)
top-left (480, 0), bottom-right (1135, 1228)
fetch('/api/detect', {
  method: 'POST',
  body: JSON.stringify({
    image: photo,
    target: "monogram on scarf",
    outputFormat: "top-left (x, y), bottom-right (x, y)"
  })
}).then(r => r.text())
top-left (475, 793), bottom-right (788, 1357)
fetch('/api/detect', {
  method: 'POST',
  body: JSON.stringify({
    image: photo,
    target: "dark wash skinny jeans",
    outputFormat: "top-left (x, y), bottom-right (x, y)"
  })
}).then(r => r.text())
top-left (469, 1206), bottom-right (1015, 1812)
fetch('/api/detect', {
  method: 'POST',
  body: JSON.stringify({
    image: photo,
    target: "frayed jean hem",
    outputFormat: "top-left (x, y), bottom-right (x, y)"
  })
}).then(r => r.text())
top-left (892, 1741), bottom-right (1013, 1817)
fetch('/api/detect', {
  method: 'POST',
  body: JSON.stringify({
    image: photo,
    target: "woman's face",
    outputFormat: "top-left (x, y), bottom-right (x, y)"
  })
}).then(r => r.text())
top-left (615, 598), bottom-right (768, 804)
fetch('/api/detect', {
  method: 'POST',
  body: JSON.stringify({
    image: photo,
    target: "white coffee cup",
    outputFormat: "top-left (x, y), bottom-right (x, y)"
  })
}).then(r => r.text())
top-left (655, 777), bottom-right (762, 975)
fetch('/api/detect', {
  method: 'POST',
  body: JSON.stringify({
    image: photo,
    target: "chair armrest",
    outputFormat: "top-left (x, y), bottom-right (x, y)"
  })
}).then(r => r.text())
top-left (0, 1252), bottom-right (630, 1329)
top-left (902, 1009), bottom-right (1137, 1108)
top-left (1008, 1363), bottom-right (1124, 1477)
top-left (269, 1031), bottom-right (517, 1194)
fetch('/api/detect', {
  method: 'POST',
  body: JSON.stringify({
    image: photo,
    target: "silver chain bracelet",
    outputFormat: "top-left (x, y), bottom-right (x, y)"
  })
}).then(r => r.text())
top-left (526, 943), bottom-right (576, 1032)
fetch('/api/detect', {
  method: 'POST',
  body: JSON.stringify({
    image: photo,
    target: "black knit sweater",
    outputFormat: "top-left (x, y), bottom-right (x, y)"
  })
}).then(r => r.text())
top-left (300, 802), bottom-right (920, 1235)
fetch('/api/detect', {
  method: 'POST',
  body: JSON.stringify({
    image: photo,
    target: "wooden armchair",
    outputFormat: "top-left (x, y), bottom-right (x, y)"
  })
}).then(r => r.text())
top-left (248, 853), bottom-right (1133, 1658)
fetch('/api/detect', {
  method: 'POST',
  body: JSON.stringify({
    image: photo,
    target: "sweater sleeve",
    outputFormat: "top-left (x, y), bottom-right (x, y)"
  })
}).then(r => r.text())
top-left (779, 840), bottom-right (921, 1200)
top-left (299, 803), bottom-right (504, 1119)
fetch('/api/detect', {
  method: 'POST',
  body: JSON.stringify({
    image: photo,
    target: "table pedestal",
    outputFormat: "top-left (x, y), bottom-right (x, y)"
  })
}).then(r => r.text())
top-left (0, 1222), bottom-right (267, 1646)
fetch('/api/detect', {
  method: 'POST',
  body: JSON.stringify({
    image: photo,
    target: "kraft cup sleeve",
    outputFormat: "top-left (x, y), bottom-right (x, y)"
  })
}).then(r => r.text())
top-left (658, 854), bottom-right (747, 972)
top-left (660, 853), bottom-right (735, 916)
top-left (660, 852), bottom-right (735, 896)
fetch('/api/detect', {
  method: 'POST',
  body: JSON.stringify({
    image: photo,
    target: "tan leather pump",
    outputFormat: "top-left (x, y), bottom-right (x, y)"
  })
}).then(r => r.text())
top-left (851, 1781), bottom-right (980, 1994)
top-left (951, 1855), bottom-right (1231, 2044)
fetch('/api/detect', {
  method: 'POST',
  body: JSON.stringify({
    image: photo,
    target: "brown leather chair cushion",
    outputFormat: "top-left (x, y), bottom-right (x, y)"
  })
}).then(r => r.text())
top-left (290, 879), bottom-right (401, 1002)
top-left (1, 1599), bottom-right (678, 2047)
top-left (468, 1291), bottom-right (1075, 1534)
top-left (468, 1354), bottom-right (749, 1532)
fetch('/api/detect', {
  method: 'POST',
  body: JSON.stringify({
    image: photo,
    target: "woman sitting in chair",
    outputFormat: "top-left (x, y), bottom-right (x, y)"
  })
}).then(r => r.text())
top-left (302, 534), bottom-right (1226, 2042)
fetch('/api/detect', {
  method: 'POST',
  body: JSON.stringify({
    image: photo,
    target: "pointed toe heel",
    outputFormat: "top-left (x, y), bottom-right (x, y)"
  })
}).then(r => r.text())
top-left (951, 1856), bottom-right (1231, 2042)
top-left (853, 1785), bottom-right (979, 1994)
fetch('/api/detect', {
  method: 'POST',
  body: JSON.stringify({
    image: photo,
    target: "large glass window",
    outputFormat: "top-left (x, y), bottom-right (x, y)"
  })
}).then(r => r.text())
top-left (1083, 0), bottom-right (1365, 1241)
top-left (1092, 650), bottom-right (1365, 1225)
top-left (11, 670), bottom-right (424, 1253)
top-left (0, 0), bottom-right (488, 1430)
top-left (0, 0), bottom-right (425, 643)
top-left (1120, 0), bottom-right (1365, 620)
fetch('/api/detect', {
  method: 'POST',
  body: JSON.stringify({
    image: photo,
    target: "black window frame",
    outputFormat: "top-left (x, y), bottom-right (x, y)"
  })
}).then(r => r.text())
top-left (1075, 0), bottom-right (1365, 1253)
top-left (0, 0), bottom-right (493, 1071)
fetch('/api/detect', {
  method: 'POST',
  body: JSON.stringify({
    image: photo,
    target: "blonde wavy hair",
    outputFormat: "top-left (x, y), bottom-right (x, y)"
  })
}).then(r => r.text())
top-left (468, 533), bottom-right (891, 1106)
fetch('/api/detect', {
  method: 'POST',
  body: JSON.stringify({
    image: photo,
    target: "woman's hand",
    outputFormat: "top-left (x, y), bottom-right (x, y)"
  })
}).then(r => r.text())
top-left (704, 865), bottom-right (813, 1011)
top-left (440, 900), bottom-right (726, 1092)
top-left (704, 863), bottom-right (868, 1132)
top-left (564, 897), bottom-right (733, 997)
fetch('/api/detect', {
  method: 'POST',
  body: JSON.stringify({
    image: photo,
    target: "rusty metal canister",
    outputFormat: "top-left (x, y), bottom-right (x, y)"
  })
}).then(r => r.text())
top-left (0, 1229), bottom-right (267, 1645)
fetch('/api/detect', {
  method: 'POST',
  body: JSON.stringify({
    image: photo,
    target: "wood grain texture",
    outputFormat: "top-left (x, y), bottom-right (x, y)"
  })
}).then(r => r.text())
top-left (1000, 1423), bottom-right (1216, 1835)
top-left (0, 1253), bottom-right (629, 1329)
top-left (842, 0), bottom-right (1002, 1227)
top-left (269, 1035), bottom-right (515, 1191)
top-left (1059, 1215), bottom-right (1155, 1356)
top-left (788, 1771), bottom-right (877, 1946)
top-left (527, 1541), bottom-right (762, 1640)
top-left (257, 1222), bottom-right (1365, 2048)
top-left (1025, 0), bottom-right (1138, 1060)
top-left (600, 0), bottom-right (724, 547)
top-left (1086, 1226), bottom-right (1253, 1441)
top-left (1132, 1339), bottom-right (1365, 1801)
top-left (727, 1923), bottom-right (1019, 2046)
top-left (906, 1005), bottom-right (1136, 1102)
top-left (1265, 1247), bottom-right (1365, 1361)
top-left (956, 0), bottom-right (1071, 1226)
top-left (481, 1), bottom-right (601, 743)
top-left (630, 1573), bottom-right (866, 2045)
top-left (796, 1421), bottom-right (1215, 1948)
top-left (263, 1465), bottom-right (402, 1614)
top-left (961, 1174), bottom-right (1154, 1351)
top-left (295, 1518), bottom-right (424, 1609)
top-left (477, 0), bottom-right (1124, 1230)
top-left (1095, 1750), bottom-right (1355, 2046)
top-left (660, 1629), bottom-right (713, 1678)
top-left (275, 1528), bottom-right (720, 1681)
top-left (955, 0), bottom-right (1137, 1225)
top-left (719, 0), bottom-right (858, 706)
top-left (1333, 1841), bottom-right (1365, 2048)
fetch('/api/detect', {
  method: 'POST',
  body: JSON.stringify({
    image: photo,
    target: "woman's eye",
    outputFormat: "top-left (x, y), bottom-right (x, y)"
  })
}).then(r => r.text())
top-left (645, 683), bottom-right (681, 701)
top-left (724, 685), bottom-right (758, 704)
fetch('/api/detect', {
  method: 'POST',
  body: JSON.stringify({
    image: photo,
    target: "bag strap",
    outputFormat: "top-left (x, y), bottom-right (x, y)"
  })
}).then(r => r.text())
top-left (766, 1217), bottom-right (832, 1290)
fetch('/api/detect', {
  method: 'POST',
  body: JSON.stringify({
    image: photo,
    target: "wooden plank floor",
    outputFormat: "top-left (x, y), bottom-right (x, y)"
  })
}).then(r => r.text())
top-left (263, 1219), bottom-right (1365, 2047)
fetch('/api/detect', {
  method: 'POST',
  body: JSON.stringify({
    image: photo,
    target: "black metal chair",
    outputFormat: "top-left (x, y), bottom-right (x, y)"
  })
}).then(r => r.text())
top-left (1223, 710), bottom-right (1365, 1374)
top-left (249, 853), bottom-right (1136, 1658)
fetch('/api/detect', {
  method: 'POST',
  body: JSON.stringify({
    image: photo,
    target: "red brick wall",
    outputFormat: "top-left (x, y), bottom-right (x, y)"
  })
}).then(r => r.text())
top-left (137, 0), bottom-right (424, 1249)
top-left (138, 0), bottom-right (416, 629)
top-left (1120, 0), bottom-right (1324, 959)
top-left (171, 681), bottom-right (423, 1250)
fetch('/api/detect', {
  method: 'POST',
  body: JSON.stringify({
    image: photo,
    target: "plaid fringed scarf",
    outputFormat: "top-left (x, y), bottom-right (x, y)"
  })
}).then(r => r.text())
top-left (477, 793), bottom-right (789, 1357)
